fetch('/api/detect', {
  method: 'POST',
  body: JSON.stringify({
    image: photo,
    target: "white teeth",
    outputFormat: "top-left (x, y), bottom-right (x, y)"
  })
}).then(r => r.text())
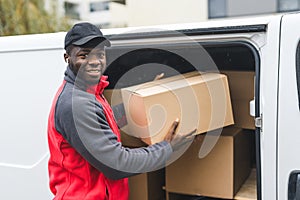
top-left (87, 70), bottom-right (100, 72)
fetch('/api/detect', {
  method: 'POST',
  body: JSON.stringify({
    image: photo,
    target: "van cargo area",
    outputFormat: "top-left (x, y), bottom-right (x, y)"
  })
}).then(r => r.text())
top-left (104, 41), bottom-right (258, 200)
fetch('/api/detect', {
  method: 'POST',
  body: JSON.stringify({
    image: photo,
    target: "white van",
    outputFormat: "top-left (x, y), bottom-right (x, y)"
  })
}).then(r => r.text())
top-left (1, 12), bottom-right (300, 200)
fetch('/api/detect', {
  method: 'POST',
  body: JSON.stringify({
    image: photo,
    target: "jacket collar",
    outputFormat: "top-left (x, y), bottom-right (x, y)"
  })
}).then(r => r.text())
top-left (86, 75), bottom-right (109, 95)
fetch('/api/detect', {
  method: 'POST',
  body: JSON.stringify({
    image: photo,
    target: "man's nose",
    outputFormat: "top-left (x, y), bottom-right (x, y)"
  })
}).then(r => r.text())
top-left (88, 56), bottom-right (101, 65)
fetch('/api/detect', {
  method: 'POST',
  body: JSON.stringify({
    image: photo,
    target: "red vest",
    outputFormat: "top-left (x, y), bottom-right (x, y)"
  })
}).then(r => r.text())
top-left (48, 76), bottom-right (129, 200)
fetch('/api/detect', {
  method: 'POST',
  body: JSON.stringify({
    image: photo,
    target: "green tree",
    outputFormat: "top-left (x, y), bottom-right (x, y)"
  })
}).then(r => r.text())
top-left (0, 0), bottom-right (71, 36)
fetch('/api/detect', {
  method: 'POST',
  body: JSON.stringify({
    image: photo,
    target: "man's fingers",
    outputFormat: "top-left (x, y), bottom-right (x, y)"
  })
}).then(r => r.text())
top-left (170, 128), bottom-right (196, 151)
top-left (154, 73), bottom-right (165, 81)
top-left (170, 118), bottom-right (179, 135)
top-left (164, 118), bottom-right (180, 142)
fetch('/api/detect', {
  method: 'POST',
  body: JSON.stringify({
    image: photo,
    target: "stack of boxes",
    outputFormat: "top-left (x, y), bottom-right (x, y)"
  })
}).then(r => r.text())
top-left (103, 70), bottom-right (255, 200)
top-left (165, 127), bottom-right (253, 199)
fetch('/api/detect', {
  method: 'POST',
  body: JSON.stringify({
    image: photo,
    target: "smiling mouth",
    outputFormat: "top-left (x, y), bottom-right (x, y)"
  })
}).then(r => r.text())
top-left (86, 69), bottom-right (100, 72)
top-left (85, 69), bottom-right (101, 76)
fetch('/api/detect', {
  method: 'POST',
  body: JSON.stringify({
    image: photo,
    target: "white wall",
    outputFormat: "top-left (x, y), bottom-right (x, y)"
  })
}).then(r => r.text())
top-left (125, 0), bottom-right (208, 26)
top-left (110, 2), bottom-right (129, 27)
top-left (58, 0), bottom-right (208, 28)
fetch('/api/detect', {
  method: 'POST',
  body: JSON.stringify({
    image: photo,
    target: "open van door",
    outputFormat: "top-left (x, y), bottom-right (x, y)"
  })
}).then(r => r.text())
top-left (278, 12), bottom-right (300, 200)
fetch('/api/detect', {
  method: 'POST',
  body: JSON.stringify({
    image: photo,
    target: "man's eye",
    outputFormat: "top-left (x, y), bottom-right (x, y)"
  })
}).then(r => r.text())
top-left (100, 52), bottom-right (105, 58)
top-left (79, 54), bottom-right (88, 59)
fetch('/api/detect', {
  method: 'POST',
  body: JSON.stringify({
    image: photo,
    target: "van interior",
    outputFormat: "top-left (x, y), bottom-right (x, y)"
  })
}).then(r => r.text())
top-left (105, 41), bottom-right (258, 200)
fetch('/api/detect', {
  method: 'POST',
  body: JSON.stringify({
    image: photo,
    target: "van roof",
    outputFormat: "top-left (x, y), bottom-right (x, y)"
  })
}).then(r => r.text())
top-left (0, 13), bottom-right (290, 52)
top-left (0, 32), bottom-right (66, 52)
top-left (103, 13), bottom-right (283, 37)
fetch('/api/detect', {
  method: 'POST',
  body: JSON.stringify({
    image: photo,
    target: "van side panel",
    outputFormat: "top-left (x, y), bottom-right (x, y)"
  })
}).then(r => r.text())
top-left (0, 35), bottom-right (65, 198)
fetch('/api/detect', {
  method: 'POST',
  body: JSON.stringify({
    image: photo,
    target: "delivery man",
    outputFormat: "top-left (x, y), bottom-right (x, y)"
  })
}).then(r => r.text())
top-left (47, 22), bottom-right (193, 200)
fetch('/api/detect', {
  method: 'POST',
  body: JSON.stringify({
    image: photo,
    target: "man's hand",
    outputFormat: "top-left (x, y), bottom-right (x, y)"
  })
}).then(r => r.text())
top-left (164, 119), bottom-right (197, 151)
top-left (164, 118), bottom-right (179, 142)
top-left (153, 73), bottom-right (165, 81)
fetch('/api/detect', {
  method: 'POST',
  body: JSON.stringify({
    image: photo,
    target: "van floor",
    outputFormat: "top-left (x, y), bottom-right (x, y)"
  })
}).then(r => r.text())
top-left (167, 168), bottom-right (257, 200)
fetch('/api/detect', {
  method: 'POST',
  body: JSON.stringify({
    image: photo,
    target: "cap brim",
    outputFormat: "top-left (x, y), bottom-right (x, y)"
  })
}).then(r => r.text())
top-left (73, 35), bottom-right (111, 47)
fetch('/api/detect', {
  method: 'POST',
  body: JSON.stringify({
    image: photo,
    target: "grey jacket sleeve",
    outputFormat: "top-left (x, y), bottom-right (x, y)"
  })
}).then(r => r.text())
top-left (56, 90), bottom-right (173, 180)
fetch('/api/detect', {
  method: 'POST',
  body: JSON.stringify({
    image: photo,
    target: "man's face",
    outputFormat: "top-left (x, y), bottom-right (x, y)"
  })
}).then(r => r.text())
top-left (68, 45), bottom-right (107, 85)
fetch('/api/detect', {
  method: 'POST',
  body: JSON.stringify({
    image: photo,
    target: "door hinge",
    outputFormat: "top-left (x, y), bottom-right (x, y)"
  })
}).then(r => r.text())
top-left (255, 115), bottom-right (262, 128)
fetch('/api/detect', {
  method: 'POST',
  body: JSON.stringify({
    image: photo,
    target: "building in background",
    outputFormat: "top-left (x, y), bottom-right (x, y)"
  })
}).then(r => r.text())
top-left (52, 0), bottom-right (300, 28)
top-left (123, 0), bottom-right (207, 27)
top-left (208, 0), bottom-right (300, 19)
top-left (63, 0), bottom-right (127, 27)
top-left (60, 0), bottom-right (206, 28)
top-left (46, 0), bottom-right (127, 28)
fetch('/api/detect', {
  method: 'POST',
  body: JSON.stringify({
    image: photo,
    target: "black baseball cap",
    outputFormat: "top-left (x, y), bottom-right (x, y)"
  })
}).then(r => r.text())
top-left (64, 22), bottom-right (111, 49)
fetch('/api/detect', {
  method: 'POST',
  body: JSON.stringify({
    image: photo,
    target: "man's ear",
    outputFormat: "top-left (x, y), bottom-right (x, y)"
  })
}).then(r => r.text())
top-left (64, 53), bottom-right (69, 63)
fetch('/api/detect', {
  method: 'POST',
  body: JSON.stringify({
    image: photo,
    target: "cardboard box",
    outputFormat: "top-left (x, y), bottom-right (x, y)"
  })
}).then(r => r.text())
top-left (120, 130), bottom-right (148, 148)
top-left (232, 100), bottom-right (255, 130)
top-left (221, 71), bottom-right (255, 130)
top-left (121, 72), bottom-right (234, 145)
top-left (104, 71), bottom-right (201, 130)
top-left (128, 169), bottom-right (165, 200)
top-left (103, 72), bottom-right (203, 147)
top-left (165, 127), bottom-right (252, 199)
top-left (103, 89), bottom-right (147, 147)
